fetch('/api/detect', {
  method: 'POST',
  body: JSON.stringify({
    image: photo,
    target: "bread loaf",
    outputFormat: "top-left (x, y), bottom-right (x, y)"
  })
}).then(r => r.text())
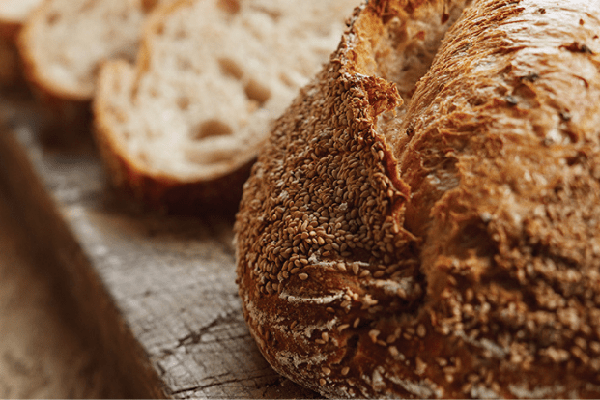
top-left (93, 0), bottom-right (359, 213)
top-left (235, 0), bottom-right (600, 397)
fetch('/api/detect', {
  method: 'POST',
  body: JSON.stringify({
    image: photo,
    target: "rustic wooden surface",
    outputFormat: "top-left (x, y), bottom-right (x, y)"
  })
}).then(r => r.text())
top-left (0, 179), bottom-right (120, 399)
top-left (0, 97), bottom-right (320, 399)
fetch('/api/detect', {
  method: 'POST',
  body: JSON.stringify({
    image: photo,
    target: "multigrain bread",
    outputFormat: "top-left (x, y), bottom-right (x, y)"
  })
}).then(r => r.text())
top-left (16, 0), bottom-right (166, 127)
top-left (93, 0), bottom-right (359, 214)
top-left (234, 0), bottom-right (600, 397)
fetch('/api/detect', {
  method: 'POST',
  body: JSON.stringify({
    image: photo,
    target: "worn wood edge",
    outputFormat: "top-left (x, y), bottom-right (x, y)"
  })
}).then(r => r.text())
top-left (0, 125), bottom-right (168, 399)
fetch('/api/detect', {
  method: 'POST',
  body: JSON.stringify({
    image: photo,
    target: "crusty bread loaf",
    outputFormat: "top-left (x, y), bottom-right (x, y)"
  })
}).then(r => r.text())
top-left (235, 0), bottom-right (600, 397)
top-left (93, 0), bottom-right (359, 214)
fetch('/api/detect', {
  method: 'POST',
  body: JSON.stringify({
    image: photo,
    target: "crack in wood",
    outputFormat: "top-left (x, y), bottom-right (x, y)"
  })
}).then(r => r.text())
top-left (168, 374), bottom-right (281, 396)
top-left (176, 310), bottom-right (242, 347)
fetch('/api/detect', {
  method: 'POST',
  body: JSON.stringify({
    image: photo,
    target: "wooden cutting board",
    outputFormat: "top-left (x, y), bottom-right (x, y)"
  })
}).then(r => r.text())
top-left (0, 98), bottom-right (320, 399)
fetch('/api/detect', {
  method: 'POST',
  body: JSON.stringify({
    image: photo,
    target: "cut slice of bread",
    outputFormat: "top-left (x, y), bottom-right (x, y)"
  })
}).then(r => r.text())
top-left (0, 0), bottom-right (43, 39)
top-left (0, 0), bottom-right (43, 89)
top-left (18, 0), bottom-right (166, 101)
top-left (94, 0), bottom-right (360, 214)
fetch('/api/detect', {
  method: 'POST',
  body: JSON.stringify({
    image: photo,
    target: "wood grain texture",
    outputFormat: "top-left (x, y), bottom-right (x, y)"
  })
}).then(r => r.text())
top-left (0, 179), bottom-right (119, 399)
top-left (0, 100), bottom-right (320, 399)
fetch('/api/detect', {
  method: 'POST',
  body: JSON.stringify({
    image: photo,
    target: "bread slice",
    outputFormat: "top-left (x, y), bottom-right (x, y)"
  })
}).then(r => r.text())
top-left (93, 0), bottom-right (360, 214)
top-left (0, 0), bottom-right (42, 89)
top-left (235, 0), bottom-right (600, 397)
top-left (0, 0), bottom-right (42, 39)
top-left (18, 0), bottom-right (166, 101)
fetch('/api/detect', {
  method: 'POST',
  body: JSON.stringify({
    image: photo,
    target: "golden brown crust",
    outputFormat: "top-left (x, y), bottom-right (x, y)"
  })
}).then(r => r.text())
top-left (235, 0), bottom-right (600, 397)
top-left (0, 10), bottom-right (31, 90)
top-left (0, 19), bottom-right (20, 41)
top-left (0, 35), bottom-right (21, 88)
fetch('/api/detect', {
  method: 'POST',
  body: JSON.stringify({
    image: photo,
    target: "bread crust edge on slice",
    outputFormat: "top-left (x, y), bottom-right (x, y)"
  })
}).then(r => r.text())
top-left (0, 1), bottom-right (42, 90)
top-left (14, 2), bottom-right (98, 135)
top-left (93, 57), bottom-right (255, 215)
top-left (17, 1), bottom-right (92, 101)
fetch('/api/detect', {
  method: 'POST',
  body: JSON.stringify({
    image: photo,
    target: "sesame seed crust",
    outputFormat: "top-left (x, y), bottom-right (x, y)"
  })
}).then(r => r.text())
top-left (235, 0), bottom-right (600, 398)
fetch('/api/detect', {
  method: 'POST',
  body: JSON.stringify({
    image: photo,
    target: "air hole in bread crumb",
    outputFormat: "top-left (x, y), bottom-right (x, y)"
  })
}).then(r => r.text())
top-left (177, 97), bottom-right (190, 110)
top-left (191, 119), bottom-right (233, 140)
top-left (216, 0), bottom-right (241, 14)
top-left (80, 0), bottom-right (95, 13)
top-left (142, 0), bottom-right (158, 13)
top-left (244, 78), bottom-right (271, 104)
top-left (177, 57), bottom-right (192, 71)
top-left (218, 57), bottom-right (243, 80)
top-left (46, 13), bottom-right (60, 25)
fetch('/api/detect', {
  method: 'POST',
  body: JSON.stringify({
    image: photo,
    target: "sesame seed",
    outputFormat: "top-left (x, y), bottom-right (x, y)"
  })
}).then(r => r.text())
top-left (341, 367), bottom-right (350, 376)
top-left (298, 272), bottom-right (309, 280)
top-left (369, 329), bottom-right (380, 343)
